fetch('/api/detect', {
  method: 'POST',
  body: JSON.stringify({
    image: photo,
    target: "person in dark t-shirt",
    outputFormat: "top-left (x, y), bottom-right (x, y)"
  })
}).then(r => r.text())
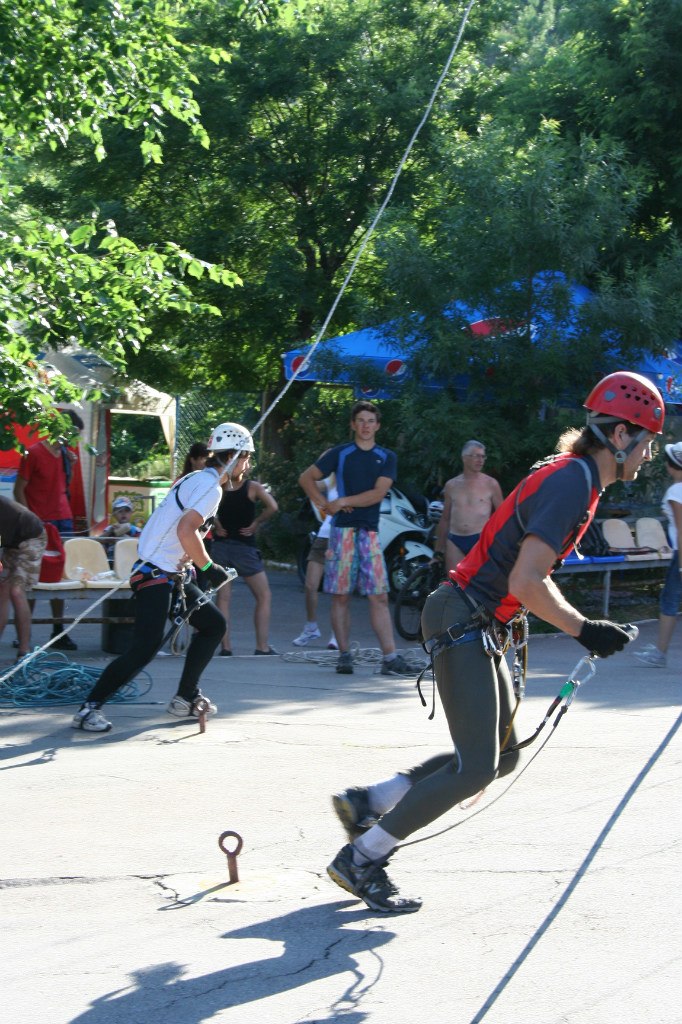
top-left (299, 401), bottom-right (408, 678)
top-left (325, 372), bottom-right (664, 914)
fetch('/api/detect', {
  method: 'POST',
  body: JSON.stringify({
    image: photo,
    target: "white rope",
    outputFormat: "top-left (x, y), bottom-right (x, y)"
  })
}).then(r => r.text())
top-left (18, 2), bottom-right (477, 664)
top-left (282, 642), bottom-right (427, 673)
top-left (251, 0), bottom-right (478, 434)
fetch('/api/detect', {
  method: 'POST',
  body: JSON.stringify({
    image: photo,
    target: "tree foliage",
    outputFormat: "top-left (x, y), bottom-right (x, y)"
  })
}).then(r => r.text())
top-left (6, 0), bottom-right (681, 500)
top-left (0, 0), bottom-right (237, 446)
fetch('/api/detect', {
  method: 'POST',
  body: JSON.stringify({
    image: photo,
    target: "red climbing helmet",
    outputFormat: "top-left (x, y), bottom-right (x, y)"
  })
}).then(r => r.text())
top-left (584, 371), bottom-right (665, 435)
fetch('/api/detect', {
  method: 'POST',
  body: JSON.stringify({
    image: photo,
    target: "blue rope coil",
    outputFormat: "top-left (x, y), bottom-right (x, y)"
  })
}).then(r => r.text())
top-left (0, 650), bottom-right (152, 708)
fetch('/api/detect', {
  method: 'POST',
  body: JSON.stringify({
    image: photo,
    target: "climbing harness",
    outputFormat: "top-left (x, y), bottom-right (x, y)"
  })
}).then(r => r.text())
top-left (416, 582), bottom-right (530, 724)
top-left (156, 566), bottom-right (237, 656)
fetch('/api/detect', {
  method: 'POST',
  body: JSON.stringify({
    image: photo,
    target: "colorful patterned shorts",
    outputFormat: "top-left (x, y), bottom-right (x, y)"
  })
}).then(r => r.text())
top-left (324, 526), bottom-right (388, 596)
top-left (0, 533), bottom-right (47, 590)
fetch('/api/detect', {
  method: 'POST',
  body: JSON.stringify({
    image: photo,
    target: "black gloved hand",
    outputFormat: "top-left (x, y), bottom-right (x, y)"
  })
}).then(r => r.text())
top-left (199, 561), bottom-right (231, 590)
top-left (577, 618), bottom-right (632, 658)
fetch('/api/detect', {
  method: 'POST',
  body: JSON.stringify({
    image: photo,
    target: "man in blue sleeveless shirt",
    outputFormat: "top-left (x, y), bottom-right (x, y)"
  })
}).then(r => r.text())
top-left (299, 401), bottom-right (410, 676)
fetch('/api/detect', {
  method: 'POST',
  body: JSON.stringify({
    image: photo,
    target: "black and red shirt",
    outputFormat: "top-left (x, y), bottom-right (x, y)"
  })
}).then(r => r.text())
top-left (453, 454), bottom-right (602, 624)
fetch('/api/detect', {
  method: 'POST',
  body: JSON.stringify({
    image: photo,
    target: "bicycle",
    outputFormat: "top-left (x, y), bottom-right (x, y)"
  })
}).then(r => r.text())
top-left (393, 558), bottom-right (447, 642)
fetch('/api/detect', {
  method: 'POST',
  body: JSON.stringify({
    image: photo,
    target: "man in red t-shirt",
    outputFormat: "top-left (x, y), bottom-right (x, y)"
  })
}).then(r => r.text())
top-left (14, 410), bottom-right (84, 651)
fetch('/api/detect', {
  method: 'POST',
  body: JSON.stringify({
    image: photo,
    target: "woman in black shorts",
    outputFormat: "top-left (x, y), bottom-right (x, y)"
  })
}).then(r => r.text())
top-left (211, 444), bottom-right (278, 656)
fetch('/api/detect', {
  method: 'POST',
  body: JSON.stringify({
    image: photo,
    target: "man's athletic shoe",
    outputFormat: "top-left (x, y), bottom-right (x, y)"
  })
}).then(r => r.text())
top-left (336, 652), bottom-right (354, 675)
top-left (380, 654), bottom-right (412, 676)
top-left (167, 693), bottom-right (217, 718)
top-left (327, 843), bottom-right (422, 914)
top-left (332, 786), bottom-right (380, 841)
top-left (52, 633), bottom-right (78, 651)
top-left (327, 636), bottom-right (339, 651)
top-left (71, 706), bottom-right (112, 732)
top-left (292, 624), bottom-right (321, 646)
top-left (634, 647), bottom-right (666, 667)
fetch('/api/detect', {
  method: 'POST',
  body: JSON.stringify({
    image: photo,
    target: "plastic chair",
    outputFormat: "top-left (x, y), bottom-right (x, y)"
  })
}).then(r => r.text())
top-left (63, 538), bottom-right (118, 588)
top-left (601, 519), bottom-right (655, 560)
top-left (634, 518), bottom-right (673, 558)
top-left (113, 537), bottom-right (138, 585)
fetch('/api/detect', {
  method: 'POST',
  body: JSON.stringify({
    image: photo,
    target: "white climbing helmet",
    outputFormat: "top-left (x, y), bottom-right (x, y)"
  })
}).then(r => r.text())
top-left (207, 422), bottom-right (255, 453)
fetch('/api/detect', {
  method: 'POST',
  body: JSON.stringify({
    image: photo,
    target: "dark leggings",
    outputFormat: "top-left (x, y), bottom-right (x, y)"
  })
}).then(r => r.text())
top-left (380, 585), bottom-right (521, 840)
top-left (86, 579), bottom-right (226, 706)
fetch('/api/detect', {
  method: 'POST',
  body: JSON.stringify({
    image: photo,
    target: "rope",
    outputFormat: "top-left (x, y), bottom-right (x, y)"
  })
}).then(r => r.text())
top-left (0, 650), bottom-right (152, 708)
top-left (282, 642), bottom-right (427, 673)
top-left (251, 0), bottom-right (478, 433)
top-left (398, 726), bottom-right (559, 849)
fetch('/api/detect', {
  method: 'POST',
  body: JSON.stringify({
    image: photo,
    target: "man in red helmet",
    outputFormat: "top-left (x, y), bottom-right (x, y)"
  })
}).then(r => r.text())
top-left (326, 372), bottom-right (664, 914)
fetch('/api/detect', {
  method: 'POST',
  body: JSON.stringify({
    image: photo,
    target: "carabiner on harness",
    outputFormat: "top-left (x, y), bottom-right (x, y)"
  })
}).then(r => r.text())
top-left (502, 653), bottom-right (596, 755)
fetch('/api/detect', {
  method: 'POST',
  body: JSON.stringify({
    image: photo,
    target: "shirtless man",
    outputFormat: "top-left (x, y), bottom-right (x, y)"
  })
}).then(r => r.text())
top-left (434, 440), bottom-right (503, 572)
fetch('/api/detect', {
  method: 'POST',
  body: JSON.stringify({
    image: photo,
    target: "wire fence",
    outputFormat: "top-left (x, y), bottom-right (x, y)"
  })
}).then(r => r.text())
top-left (173, 389), bottom-right (261, 477)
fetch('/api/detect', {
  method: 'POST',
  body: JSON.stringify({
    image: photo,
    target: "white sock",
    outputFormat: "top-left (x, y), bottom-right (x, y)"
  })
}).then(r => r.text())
top-left (383, 651), bottom-right (397, 663)
top-left (368, 772), bottom-right (411, 815)
top-left (305, 621), bottom-right (318, 630)
top-left (354, 825), bottom-right (399, 864)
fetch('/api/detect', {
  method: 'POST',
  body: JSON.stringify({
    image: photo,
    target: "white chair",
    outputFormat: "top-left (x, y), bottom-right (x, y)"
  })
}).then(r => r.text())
top-left (113, 537), bottom-right (138, 586)
top-left (63, 538), bottom-right (118, 588)
top-left (601, 519), bottom-right (655, 561)
top-left (635, 518), bottom-right (673, 559)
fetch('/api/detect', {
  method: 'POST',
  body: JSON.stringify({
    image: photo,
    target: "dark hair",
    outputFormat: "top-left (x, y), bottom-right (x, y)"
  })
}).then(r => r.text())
top-left (350, 400), bottom-right (381, 423)
top-left (181, 441), bottom-right (209, 477)
top-left (556, 420), bottom-right (641, 456)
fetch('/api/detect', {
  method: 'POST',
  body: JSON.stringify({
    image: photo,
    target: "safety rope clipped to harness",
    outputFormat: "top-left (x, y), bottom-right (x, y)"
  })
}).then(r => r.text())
top-left (400, 624), bottom-right (639, 849)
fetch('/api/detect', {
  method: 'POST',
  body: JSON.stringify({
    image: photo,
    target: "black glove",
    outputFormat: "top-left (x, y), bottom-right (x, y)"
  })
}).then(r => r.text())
top-left (577, 619), bottom-right (632, 658)
top-left (199, 561), bottom-right (231, 589)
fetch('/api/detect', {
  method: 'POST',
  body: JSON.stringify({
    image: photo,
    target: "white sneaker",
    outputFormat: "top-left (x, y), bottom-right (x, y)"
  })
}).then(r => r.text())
top-left (633, 648), bottom-right (666, 667)
top-left (327, 635), bottom-right (339, 650)
top-left (166, 693), bottom-right (217, 718)
top-left (71, 706), bottom-right (112, 732)
top-left (292, 624), bottom-right (321, 646)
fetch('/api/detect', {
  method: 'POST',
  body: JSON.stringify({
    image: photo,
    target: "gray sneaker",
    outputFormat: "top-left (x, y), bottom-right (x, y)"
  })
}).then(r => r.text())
top-left (71, 705), bottom-right (112, 733)
top-left (380, 654), bottom-right (413, 676)
top-left (327, 843), bottom-right (422, 914)
top-left (634, 648), bottom-right (666, 667)
top-left (336, 651), bottom-right (354, 675)
top-left (167, 693), bottom-right (218, 718)
top-left (332, 786), bottom-right (380, 841)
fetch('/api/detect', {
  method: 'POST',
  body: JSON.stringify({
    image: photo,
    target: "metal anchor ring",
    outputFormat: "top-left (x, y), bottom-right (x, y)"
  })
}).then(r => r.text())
top-left (218, 830), bottom-right (243, 884)
top-left (194, 696), bottom-right (210, 733)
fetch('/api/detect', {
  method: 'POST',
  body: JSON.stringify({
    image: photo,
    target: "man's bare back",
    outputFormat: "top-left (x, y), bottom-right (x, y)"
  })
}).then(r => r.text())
top-left (435, 443), bottom-right (503, 572)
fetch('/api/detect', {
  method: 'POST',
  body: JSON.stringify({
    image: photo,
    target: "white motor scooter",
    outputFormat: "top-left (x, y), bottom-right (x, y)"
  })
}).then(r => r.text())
top-left (378, 485), bottom-right (436, 593)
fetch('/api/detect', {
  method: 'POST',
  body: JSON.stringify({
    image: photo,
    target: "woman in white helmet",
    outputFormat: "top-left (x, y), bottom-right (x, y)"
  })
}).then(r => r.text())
top-left (210, 430), bottom-right (279, 655)
top-left (70, 422), bottom-right (252, 734)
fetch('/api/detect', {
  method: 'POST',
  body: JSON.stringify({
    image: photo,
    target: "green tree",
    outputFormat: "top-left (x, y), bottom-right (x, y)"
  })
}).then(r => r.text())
top-left (0, 0), bottom-right (237, 445)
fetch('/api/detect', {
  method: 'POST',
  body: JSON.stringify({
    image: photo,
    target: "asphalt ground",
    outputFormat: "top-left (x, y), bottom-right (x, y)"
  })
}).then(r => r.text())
top-left (1, 567), bottom-right (681, 1024)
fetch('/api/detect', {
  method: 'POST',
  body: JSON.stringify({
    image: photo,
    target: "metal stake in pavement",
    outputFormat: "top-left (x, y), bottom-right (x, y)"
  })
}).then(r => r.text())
top-left (194, 696), bottom-right (210, 734)
top-left (218, 831), bottom-right (243, 884)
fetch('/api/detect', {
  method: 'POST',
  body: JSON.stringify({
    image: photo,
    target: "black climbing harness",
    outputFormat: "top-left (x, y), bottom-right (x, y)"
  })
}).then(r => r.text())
top-left (160, 566), bottom-right (237, 655)
top-left (416, 583), bottom-right (529, 723)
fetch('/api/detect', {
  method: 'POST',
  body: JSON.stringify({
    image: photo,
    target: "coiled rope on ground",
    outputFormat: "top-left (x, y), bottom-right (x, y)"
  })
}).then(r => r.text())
top-left (282, 641), bottom-right (426, 673)
top-left (0, 650), bottom-right (152, 708)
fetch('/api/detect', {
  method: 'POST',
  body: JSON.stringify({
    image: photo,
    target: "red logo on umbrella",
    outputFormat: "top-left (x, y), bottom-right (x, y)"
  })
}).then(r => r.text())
top-left (291, 355), bottom-right (307, 374)
top-left (384, 358), bottom-right (406, 378)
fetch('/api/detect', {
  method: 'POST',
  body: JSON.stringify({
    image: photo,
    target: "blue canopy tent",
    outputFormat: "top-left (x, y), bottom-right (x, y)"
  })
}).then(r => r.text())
top-left (281, 273), bottom-right (682, 403)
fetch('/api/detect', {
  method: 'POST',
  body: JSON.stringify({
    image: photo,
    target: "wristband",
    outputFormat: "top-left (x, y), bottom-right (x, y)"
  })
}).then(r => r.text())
top-left (200, 560), bottom-right (213, 572)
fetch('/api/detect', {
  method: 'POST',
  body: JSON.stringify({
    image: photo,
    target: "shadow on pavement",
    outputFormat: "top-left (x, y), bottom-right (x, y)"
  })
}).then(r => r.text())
top-left (69, 901), bottom-right (393, 1024)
